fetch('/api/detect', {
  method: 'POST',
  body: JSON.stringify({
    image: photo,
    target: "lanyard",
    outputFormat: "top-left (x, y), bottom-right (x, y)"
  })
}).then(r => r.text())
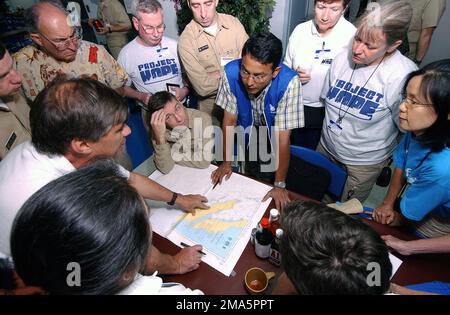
top-left (397, 135), bottom-right (432, 198)
top-left (336, 54), bottom-right (386, 124)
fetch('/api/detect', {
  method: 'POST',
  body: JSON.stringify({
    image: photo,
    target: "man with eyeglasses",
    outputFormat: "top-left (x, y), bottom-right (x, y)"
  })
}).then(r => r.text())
top-left (118, 0), bottom-right (189, 111)
top-left (12, 0), bottom-right (141, 169)
top-left (212, 33), bottom-right (304, 211)
top-left (0, 42), bottom-right (31, 161)
top-left (178, 0), bottom-right (248, 126)
top-left (146, 91), bottom-right (213, 174)
top-left (13, 0), bottom-right (130, 103)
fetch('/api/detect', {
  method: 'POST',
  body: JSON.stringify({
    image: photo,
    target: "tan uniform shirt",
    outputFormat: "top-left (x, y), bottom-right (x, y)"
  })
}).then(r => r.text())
top-left (151, 108), bottom-right (213, 174)
top-left (98, 0), bottom-right (131, 58)
top-left (13, 40), bottom-right (128, 101)
top-left (0, 93), bottom-right (31, 160)
top-left (406, 0), bottom-right (446, 58)
top-left (178, 14), bottom-right (248, 121)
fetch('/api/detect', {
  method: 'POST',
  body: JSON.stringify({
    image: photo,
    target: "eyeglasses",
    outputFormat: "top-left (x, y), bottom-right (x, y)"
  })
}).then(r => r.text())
top-left (401, 96), bottom-right (433, 108)
top-left (39, 27), bottom-right (82, 51)
top-left (239, 68), bottom-right (272, 83)
top-left (165, 102), bottom-right (184, 122)
top-left (139, 21), bottom-right (165, 34)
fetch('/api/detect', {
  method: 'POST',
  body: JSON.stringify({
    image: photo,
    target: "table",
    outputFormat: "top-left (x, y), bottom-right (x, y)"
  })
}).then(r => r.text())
top-left (154, 190), bottom-right (450, 295)
top-left (362, 217), bottom-right (450, 286)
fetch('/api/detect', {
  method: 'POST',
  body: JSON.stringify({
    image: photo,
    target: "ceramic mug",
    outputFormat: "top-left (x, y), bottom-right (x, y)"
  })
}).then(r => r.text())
top-left (244, 267), bottom-right (275, 295)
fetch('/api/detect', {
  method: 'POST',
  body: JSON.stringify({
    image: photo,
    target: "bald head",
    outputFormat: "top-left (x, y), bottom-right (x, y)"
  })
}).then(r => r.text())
top-left (30, 1), bottom-right (67, 32)
top-left (29, 1), bottom-right (79, 62)
top-left (32, 1), bottom-right (68, 34)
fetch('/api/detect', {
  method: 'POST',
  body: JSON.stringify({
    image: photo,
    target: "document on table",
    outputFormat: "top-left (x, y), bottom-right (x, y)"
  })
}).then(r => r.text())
top-left (389, 253), bottom-right (402, 279)
top-left (147, 164), bottom-right (272, 276)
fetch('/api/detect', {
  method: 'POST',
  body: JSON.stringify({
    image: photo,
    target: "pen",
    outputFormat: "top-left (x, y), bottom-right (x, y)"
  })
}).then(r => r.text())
top-left (180, 242), bottom-right (206, 255)
top-left (212, 181), bottom-right (219, 190)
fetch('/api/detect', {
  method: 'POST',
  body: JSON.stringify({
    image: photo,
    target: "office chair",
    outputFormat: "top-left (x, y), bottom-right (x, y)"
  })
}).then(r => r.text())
top-left (125, 99), bottom-right (154, 169)
top-left (289, 145), bottom-right (347, 201)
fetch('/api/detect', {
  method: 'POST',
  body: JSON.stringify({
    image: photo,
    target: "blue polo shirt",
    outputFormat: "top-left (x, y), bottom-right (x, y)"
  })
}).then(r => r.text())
top-left (393, 133), bottom-right (450, 221)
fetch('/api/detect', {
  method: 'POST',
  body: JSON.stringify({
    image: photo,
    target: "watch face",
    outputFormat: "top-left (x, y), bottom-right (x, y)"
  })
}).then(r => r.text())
top-left (275, 182), bottom-right (286, 189)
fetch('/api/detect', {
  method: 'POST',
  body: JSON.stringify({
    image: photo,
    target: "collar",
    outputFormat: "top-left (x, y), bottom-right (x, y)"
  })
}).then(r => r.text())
top-left (0, 97), bottom-right (9, 111)
top-left (192, 13), bottom-right (230, 39)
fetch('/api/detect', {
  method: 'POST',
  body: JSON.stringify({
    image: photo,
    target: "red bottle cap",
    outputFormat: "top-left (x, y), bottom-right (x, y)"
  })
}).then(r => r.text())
top-left (261, 217), bottom-right (270, 228)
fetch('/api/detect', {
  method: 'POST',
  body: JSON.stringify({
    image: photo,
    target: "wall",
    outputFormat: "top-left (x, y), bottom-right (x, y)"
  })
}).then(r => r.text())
top-left (269, 0), bottom-right (289, 44)
top-left (6, 0), bottom-right (37, 10)
top-left (160, 0), bottom-right (179, 39)
top-left (422, 0), bottom-right (450, 65)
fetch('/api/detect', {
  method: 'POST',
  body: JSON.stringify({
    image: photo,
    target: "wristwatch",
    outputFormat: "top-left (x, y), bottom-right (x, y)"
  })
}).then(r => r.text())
top-left (274, 181), bottom-right (286, 189)
top-left (167, 192), bottom-right (178, 205)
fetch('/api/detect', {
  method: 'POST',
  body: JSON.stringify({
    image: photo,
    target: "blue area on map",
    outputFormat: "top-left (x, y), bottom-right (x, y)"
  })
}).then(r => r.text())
top-left (176, 217), bottom-right (244, 260)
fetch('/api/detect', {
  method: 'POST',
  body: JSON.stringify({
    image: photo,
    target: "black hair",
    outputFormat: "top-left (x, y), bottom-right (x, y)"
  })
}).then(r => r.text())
top-left (280, 200), bottom-right (392, 295)
top-left (147, 90), bottom-right (176, 115)
top-left (242, 32), bottom-right (282, 71)
top-left (10, 160), bottom-right (150, 295)
top-left (402, 59), bottom-right (450, 151)
top-left (30, 76), bottom-right (128, 155)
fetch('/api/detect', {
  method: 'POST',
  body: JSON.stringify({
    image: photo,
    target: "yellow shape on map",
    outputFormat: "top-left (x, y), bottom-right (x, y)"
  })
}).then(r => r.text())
top-left (192, 218), bottom-right (247, 233)
top-left (175, 199), bottom-right (246, 233)
top-left (184, 199), bottom-right (237, 222)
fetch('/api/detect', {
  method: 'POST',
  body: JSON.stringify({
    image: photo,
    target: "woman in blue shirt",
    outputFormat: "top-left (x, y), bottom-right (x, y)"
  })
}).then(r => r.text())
top-left (373, 59), bottom-right (450, 255)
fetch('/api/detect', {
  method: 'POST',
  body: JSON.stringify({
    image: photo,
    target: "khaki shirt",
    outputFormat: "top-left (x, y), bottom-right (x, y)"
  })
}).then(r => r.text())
top-left (0, 93), bottom-right (31, 160)
top-left (178, 13), bottom-right (248, 101)
top-left (13, 40), bottom-right (128, 101)
top-left (151, 108), bottom-right (213, 174)
top-left (98, 0), bottom-right (131, 46)
top-left (407, 0), bottom-right (446, 58)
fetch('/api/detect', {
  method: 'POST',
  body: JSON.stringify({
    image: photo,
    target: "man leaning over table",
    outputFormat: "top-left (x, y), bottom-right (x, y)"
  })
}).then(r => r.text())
top-left (211, 32), bottom-right (304, 211)
top-left (0, 76), bottom-right (209, 275)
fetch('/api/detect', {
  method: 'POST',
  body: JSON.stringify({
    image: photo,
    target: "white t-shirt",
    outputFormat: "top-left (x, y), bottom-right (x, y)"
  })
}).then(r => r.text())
top-left (284, 17), bottom-right (356, 108)
top-left (117, 272), bottom-right (204, 295)
top-left (0, 141), bottom-right (130, 256)
top-left (118, 36), bottom-right (184, 95)
top-left (320, 50), bottom-right (417, 165)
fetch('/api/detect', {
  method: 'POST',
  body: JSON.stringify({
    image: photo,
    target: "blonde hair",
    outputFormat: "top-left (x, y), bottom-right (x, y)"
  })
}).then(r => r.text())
top-left (357, 0), bottom-right (413, 45)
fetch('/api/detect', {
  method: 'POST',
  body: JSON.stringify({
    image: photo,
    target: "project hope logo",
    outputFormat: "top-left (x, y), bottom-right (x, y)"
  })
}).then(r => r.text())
top-left (326, 79), bottom-right (385, 120)
top-left (139, 58), bottom-right (180, 84)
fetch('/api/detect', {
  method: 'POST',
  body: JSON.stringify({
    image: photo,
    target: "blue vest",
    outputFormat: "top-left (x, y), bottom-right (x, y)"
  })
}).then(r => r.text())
top-left (225, 59), bottom-right (297, 145)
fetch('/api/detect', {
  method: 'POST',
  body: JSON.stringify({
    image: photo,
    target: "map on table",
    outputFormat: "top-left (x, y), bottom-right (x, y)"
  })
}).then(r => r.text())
top-left (148, 164), bottom-right (272, 276)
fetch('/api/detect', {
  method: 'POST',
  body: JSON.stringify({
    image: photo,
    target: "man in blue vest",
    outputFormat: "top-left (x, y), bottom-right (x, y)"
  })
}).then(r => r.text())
top-left (212, 32), bottom-right (304, 210)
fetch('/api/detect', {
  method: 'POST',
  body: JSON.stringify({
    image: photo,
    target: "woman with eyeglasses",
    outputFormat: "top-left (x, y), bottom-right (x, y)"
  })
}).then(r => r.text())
top-left (317, 1), bottom-right (417, 203)
top-left (372, 59), bottom-right (450, 255)
top-left (284, 0), bottom-right (356, 149)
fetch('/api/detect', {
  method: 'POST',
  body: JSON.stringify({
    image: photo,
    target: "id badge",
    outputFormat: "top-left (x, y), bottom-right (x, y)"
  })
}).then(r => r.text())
top-left (327, 120), bottom-right (343, 137)
top-left (221, 56), bottom-right (234, 67)
top-left (157, 47), bottom-right (169, 57)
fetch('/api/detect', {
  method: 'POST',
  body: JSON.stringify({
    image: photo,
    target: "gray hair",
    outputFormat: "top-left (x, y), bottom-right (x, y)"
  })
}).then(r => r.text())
top-left (357, 0), bottom-right (413, 45)
top-left (28, 0), bottom-right (68, 33)
top-left (131, 0), bottom-right (162, 20)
